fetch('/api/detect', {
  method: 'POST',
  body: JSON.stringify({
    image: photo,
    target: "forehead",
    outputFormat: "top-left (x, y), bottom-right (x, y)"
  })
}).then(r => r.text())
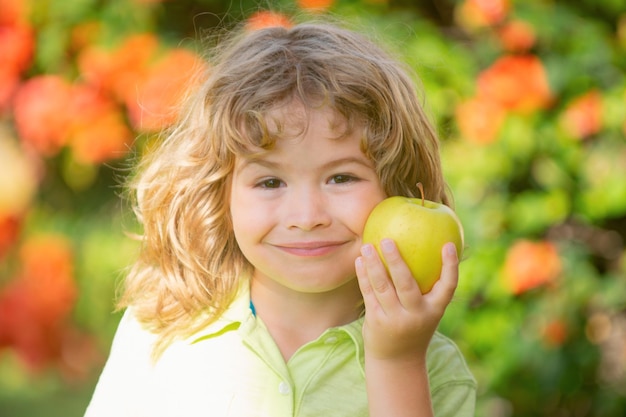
top-left (232, 102), bottom-right (369, 170)
top-left (264, 100), bottom-right (349, 138)
top-left (230, 96), bottom-right (369, 169)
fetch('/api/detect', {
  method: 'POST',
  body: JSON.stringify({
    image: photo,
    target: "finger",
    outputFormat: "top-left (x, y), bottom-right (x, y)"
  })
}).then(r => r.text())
top-left (359, 243), bottom-right (400, 311)
top-left (427, 242), bottom-right (459, 311)
top-left (355, 255), bottom-right (381, 311)
top-left (378, 239), bottom-right (422, 308)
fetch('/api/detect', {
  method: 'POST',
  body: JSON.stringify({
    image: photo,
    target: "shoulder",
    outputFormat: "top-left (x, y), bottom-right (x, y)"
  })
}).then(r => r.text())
top-left (426, 332), bottom-right (477, 416)
top-left (111, 308), bottom-right (159, 352)
top-left (84, 309), bottom-right (159, 417)
top-left (426, 331), bottom-right (476, 391)
top-left (93, 308), bottom-right (159, 380)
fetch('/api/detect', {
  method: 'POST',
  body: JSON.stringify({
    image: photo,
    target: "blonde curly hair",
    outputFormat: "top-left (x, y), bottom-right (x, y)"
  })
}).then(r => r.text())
top-left (119, 21), bottom-right (450, 358)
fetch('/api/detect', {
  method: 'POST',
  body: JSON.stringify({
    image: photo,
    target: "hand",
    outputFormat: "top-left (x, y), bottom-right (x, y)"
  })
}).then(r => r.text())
top-left (355, 239), bottom-right (459, 361)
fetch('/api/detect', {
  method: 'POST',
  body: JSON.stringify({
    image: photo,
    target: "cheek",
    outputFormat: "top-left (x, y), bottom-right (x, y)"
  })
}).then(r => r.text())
top-left (229, 187), bottom-right (272, 246)
top-left (344, 193), bottom-right (386, 235)
top-left (230, 193), bottom-right (252, 237)
top-left (229, 185), bottom-right (249, 240)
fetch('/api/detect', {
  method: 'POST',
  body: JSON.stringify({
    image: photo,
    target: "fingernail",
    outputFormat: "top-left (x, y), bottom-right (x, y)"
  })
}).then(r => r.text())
top-left (361, 244), bottom-right (374, 257)
top-left (445, 243), bottom-right (457, 257)
top-left (381, 238), bottom-right (394, 253)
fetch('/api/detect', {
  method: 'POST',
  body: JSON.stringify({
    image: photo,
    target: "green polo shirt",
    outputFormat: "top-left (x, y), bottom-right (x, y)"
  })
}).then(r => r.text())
top-left (85, 287), bottom-right (476, 417)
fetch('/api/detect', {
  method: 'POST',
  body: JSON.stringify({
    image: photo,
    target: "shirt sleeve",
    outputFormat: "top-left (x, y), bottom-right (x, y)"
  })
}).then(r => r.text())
top-left (83, 309), bottom-right (157, 417)
top-left (427, 332), bottom-right (477, 417)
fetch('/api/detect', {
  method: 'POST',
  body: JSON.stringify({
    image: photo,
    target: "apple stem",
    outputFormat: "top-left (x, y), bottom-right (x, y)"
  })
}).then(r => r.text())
top-left (416, 182), bottom-right (425, 207)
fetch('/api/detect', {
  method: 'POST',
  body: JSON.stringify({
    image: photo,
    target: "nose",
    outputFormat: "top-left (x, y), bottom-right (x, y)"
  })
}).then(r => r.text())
top-left (284, 186), bottom-right (332, 231)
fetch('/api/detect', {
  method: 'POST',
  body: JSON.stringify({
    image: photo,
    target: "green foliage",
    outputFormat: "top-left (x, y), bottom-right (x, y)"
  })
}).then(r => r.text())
top-left (1, 0), bottom-right (625, 416)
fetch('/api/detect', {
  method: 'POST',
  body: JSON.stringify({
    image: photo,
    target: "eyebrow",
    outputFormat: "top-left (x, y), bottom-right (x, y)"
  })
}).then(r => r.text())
top-left (236, 156), bottom-right (374, 173)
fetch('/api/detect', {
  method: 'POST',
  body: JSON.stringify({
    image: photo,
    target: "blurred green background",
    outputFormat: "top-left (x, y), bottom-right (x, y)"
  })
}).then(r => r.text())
top-left (1, 0), bottom-right (625, 416)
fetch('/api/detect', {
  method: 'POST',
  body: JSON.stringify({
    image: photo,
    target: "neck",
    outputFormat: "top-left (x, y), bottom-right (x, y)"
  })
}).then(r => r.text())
top-left (249, 277), bottom-right (363, 361)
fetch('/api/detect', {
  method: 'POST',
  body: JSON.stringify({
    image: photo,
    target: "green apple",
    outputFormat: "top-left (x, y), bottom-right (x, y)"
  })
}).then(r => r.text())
top-left (362, 185), bottom-right (464, 294)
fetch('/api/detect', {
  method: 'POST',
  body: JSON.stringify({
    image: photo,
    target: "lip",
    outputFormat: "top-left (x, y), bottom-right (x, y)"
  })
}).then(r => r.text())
top-left (273, 241), bottom-right (348, 257)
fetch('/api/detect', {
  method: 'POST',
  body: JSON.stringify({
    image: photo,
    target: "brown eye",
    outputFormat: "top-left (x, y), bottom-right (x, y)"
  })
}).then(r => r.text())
top-left (258, 178), bottom-right (283, 188)
top-left (329, 174), bottom-right (356, 184)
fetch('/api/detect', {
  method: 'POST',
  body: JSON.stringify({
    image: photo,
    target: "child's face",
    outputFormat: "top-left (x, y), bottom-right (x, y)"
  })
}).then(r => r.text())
top-left (230, 104), bottom-right (387, 296)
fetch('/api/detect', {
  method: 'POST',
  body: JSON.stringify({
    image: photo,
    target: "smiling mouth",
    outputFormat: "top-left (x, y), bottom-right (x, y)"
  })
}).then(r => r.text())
top-left (274, 241), bottom-right (347, 257)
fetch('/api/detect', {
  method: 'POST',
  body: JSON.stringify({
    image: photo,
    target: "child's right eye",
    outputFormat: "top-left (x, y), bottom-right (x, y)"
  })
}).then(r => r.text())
top-left (256, 178), bottom-right (283, 189)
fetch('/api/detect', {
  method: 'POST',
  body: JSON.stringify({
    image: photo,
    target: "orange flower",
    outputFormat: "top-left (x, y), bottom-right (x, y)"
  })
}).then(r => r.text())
top-left (455, 96), bottom-right (506, 144)
top-left (246, 11), bottom-right (293, 31)
top-left (0, 0), bottom-right (30, 25)
top-left (542, 319), bottom-right (568, 347)
top-left (497, 20), bottom-right (536, 52)
top-left (78, 33), bottom-right (159, 102)
top-left (126, 48), bottom-right (206, 132)
top-left (18, 235), bottom-right (77, 326)
top-left (13, 75), bottom-right (74, 156)
top-left (559, 90), bottom-right (603, 139)
top-left (71, 111), bottom-right (133, 163)
top-left (456, 0), bottom-right (510, 30)
top-left (297, 0), bottom-right (334, 11)
top-left (14, 78), bottom-right (133, 163)
top-left (503, 239), bottom-right (562, 294)
top-left (67, 84), bottom-right (133, 163)
top-left (477, 55), bottom-right (552, 113)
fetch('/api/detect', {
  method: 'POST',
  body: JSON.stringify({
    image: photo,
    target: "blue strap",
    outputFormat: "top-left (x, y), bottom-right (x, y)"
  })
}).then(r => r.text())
top-left (249, 300), bottom-right (256, 317)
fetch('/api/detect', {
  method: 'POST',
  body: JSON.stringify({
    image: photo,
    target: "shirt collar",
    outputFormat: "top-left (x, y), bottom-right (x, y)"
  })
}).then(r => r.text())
top-left (189, 283), bottom-right (366, 373)
top-left (189, 283), bottom-right (253, 344)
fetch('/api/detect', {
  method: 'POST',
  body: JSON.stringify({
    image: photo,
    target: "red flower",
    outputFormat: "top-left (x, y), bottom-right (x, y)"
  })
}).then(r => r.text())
top-left (13, 77), bottom-right (133, 163)
top-left (503, 240), bottom-right (562, 294)
top-left (0, 22), bottom-right (34, 73)
top-left (560, 90), bottom-right (603, 139)
top-left (497, 20), bottom-right (536, 52)
top-left (0, 234), bottom-right (77, 370)
top-left (0, 281), bottom-right (32, 350)
top-left (0, 0), bottom-right (34, 110)
top-left (477, 55), bottom-right (553, 113)
top-left (246, 11), bottom-right (293, 31)
top-left (0, 214), bottom-right (21, 260)
top-left (12, 75), bottom-right (74, 156)
top-left (0, 22), bottom-right (35, 111)
top-left (126, 48), bottom-right (206, 132)
top-left (455, 96), bottom-right (506, 144)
